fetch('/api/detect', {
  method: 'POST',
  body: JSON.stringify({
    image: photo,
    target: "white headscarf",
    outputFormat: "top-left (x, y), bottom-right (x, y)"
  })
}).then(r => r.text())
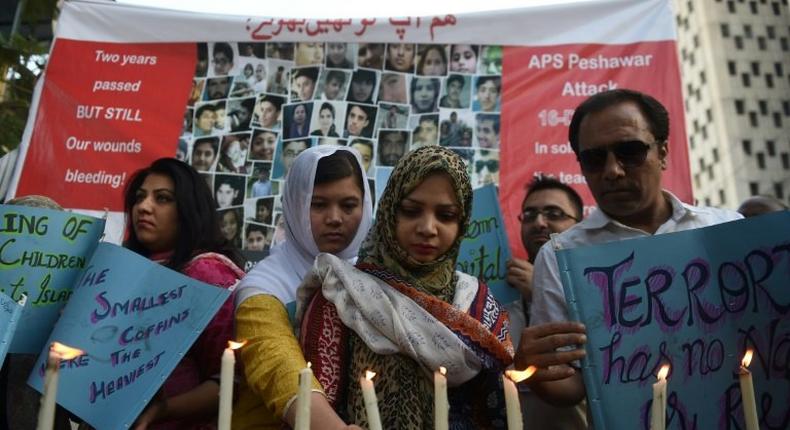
top-left (235, 145), bottom-right (373, 307)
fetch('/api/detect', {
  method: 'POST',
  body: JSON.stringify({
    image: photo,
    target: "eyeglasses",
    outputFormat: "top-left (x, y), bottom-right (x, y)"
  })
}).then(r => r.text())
top-left (517, 207), bottom-right (579, 223)
top-left (475, 159), bottom-right (499, 173)
top-left (577, 140), bottom-right (658, 172)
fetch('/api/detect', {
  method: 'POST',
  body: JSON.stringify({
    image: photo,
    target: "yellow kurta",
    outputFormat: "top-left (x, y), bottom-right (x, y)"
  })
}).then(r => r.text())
top-left (232, 294), bottom-right (322, 430)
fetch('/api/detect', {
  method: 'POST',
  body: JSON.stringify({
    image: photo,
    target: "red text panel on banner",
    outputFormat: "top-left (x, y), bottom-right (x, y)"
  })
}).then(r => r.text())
top-left (17, 40), bottom-right (196, 211)
top-left (500, 41), bottom-right (691, 259)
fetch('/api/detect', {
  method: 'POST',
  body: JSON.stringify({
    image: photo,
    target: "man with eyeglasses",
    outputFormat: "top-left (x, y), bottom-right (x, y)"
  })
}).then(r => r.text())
top-left (506, 176), bottom-right (587, 429)
top-left (516, 89), bottom-right (741, 413)
top-left (212, 42), bottom-right (234, 76)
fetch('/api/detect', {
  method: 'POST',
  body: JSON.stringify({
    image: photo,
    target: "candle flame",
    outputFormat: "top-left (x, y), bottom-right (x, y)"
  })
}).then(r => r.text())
top-left (51, 342), bottom-right (85, 360)
top-left (506, 366), bottom-right (538, 383)
top-left (365, 370), bottom-right (376, 381)
top-left (439, 366), bottom-right (447, 376)
top-left (742, 349), bottom-right (753, 368)
top-left (227, 340), bottom-right (246, 350)
top-left (657, 364), bottom-right (670, 381)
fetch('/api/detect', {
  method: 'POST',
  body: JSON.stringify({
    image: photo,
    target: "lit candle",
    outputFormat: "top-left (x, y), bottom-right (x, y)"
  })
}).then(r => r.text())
top-left (434, 366), bottom-right (448, 430)
top-left (359, 370), bottom-right (382, 430)
top-left (738, 350), bottom-right (759, 430)
top-left (651, 364), bottom-right (670, 430)
top-left (503, 366), bottom-right (536, 430)
top-left (218, 340), bottom-right (245, 430)
top-left (36, 342), bottom-right (84, 430)
top-left (294, 362), bottom-right (313, 430)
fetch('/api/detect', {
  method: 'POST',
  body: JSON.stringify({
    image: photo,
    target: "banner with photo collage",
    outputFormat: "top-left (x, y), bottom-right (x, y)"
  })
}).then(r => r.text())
top-left (183, 41), bottom-right (504, 254)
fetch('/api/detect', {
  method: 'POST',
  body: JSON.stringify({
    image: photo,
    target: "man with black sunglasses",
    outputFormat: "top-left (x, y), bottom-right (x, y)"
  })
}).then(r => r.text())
top-left (516, 89), bottom-right (741, 411)
top-left (506, 176), bottom-right (587, 429)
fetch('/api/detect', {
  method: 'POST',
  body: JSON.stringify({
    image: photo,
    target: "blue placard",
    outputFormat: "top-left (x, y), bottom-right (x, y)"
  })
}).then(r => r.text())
top-left (0, 205), bottom-right (105, 353)
top-left (556, 211), bottom-right (790, 430)
top-left (28, 243), bottom-right (232, 430)
top-left (457, 184), bottom-right (516, 303)
top-left (0, 291), bottom-right (24, 366)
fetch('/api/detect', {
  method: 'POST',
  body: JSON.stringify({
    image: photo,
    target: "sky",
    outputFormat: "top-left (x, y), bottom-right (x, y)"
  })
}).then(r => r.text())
top-left (117, 0), bottom-right (596, 19)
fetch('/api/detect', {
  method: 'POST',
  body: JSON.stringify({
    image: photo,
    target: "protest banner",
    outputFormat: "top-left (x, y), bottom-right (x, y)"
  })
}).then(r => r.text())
top-left (457, 184), bottom-right (515, 303)
top-left (8, 0), bottom-right (691, 260)
top-left (0, 205), bottom-right (105, 353)
top-left (556, 211), bottom-right (790, 429)
top-left (0, 292), bottom-right (25, 366)
top-left (28, 242), bottom-right (233, 429)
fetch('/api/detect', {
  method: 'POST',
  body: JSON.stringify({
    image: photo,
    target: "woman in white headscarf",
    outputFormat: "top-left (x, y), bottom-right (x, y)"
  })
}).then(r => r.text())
top-left (232, 145), bottom-right (372, 430)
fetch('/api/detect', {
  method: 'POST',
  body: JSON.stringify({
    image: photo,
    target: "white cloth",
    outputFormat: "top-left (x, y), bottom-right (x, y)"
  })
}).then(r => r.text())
top-left (297, 253), bottom-right (483, 386)
top-left (530, 191), bottom-right (742, 326)
top-left (235, 145), bottom-right (373, 307)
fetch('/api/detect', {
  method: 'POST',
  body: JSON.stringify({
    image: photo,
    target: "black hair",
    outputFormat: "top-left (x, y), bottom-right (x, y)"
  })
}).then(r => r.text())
top-left (476, 76), bottom-right (500, 92)
top-left (195, 103), bottom-right (216, 118)
top-left (451, 44), bottom-right (478, 58)
top-left (123, 158), bottom-right (242, 270)
top-left (314, 150), bottom-right (365, 196)
top-left (293, 67), bottom-right (319, 82)
top-left (568, 88), bottom-right (669, 155)
top-left (417, 45), bottom-right (447, 75)
top-left (447, 74), bottom-right (464, 87)
top-left (349, 138), bottom-right (373, 152)
top-left (346, 104), bottom-right (377, 136)
top-left (193, 136), bottom-right (219, 154)
top-left (246, 223), bottom-right (267, 237)
top-left (410, 77), bottom-right (440, 113)
top-left (524, 176), bottom-right (584, 220)
top-left (326, 70), bottom-right (346, 84)
top-left (476, 113), bottom-right (500, 134)
top-left (259, 95), bottom-right (284, 112)
top-left (213, 42), bottom-right (234, 63)
top-left (319, 102), bottom-right (336, 118)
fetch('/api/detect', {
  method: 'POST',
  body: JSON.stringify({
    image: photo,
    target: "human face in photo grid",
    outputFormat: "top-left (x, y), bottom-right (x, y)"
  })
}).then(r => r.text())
top-left (295, 42), bottom-right (324, 66)
top-left (310, 175), bottom-right (364, 254)
top-left (251, 132), bottom-right (276, 160)
top-left (216, 183), bottom-right (237, 208)
top-left (412, 79), bottom-right (437, 112)
top-left (447, 79), bottom-right (463, 104)
top-left (477, 80), bottom-right (499, 112)
top-left (294, 76), bottom-right (315, 101)
top-left (319, 107), bottom-right (334, 131)
top-left (255, 64), bottom-right (266, 82)
top-left (450, 45), bottom-right (477, 73)
top-left (246, 230), bottom-right (267, 251)
top-left (324, 77), bottom-right (344, 100)
top-left (351, 78), bottom-right (374, 102)
top-left (282, 140), bottom-right (309, 172)
top-left (421, 47), bottom-right (447, 76)
top-left (196, 109), bottom-right (215, 133)
top-left (346, 106), bottom-right (369, 136)
top-left (417, 120), bottom-right (438, 145)
top-left (293, 104), bottom-right (307, 125)
top-left (220, 211), bottom-right (239, 240)
top-left (379, 74), bottom-right (407, 103)
top-left (327, 43), bottom-right (347, 65)
top-left (132, 173), bottom-right (179, 253)
top-left (192, 142), bottom-right (216, 171)
top-left (350, 142), bottom-right (372, 172)
top-left (395, 173), bottom-right (460, 264)
top-left (476, 119), bottom-right (499, 148)
top-left (207, 77), bottom-right (230, 99)
top-left (258, 100), bottom-right (279, 128)
top-left (387, 44), bottom-right (415, 72)
top-left (213, 51), bottom-right (233, 76)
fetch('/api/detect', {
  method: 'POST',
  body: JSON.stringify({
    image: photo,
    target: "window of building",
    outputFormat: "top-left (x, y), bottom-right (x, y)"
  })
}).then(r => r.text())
top-left (774, 112), bottom-right (783, 127)
top-left (735, 99), bottom-right (745, 114)
top-left (759, 100), bottom-right (768, 114)
top-left (728, 61), bottom-right (737, 75)
top-left (689, 52), bottom-right (695, 66)
top-left (713, 148), bottom-right (720, 162)
top-left (742, 73), bottom-right (751, 87)
top-left (750, 1), bottom-right (758, 13)
top-left (701, 125), bottom-right (708, 139)
top-left (757, 36), bottom-right (767, 50)
top-left (749, 111), bottom-right (759, 126)
top-left (699, 157), bottom-right (705, 170)
top-left (742, 139), bottom-right (752, 154)
top-left (707, 165), bottom-right (714, 180)
top-left (693, 34), bottom-right (700, 48)
top-left (751, 62), bottom-right (761, 75)
top-left (694, 173), bottom-right (700, 189)
top-left (766, 140), bottom-right (776, 156)
top-left (704, 197), bottom-right (712, 206)
top-left (749, 182), bottom-right (759, 195)
top-left (783, 100), bottom-right (790, 116)
top-left (689, 135), bottom-right (695, 150)
top-left (776, 62), bottom-right (784, 76)
top-left (772, 2), bottom-right (781, 14)
top-left (700, 70), bottom-right (707, 84)
top-left (781, 152), bottom-right (789, 169)
top-left (688, 0), bottom-right (694, 11)
top-left (706, 108), bottom-right (713, 122)
top-left (735, 36), bottom-right (744, 49)
top-left (728, 1), bottom-right (736, 12)
top-left (775, 183), bottom-right (784, 200)
top-left (766, 74), bottom-right (774, 88)
top-left (781, 37), bottom-right (789, 51)
top-left (757, 152), bottom-right (766, 169)
top-left (767, 25), bottom-right (776, 39)
top-left (719, 189), bottom-right (727, 205)
top-left (744, 24), bottom-right (753, 38)
top-left (721, 23), bottom-right (730, 37)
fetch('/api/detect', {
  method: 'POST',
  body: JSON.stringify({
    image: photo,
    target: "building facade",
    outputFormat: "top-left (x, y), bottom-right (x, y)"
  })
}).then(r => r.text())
top-left (673, 0), bottom-right (789, 208)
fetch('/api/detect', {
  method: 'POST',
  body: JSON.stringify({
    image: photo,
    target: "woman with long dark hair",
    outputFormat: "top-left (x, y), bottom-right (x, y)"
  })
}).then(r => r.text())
top-left (124, 158), bottom-right (244, 429)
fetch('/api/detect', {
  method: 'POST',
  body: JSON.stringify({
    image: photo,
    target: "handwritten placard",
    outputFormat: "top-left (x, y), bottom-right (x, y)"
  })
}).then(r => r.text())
top-left (0, 205), bottom-right (105, 353)
top-left (556, 211), bottom-right (790, 429)
top-left (457, 184), bottom-right (515, 303)
top-left (0, 291), bottom-right (24, 366)
top-left (28, 243), bottom-right (232, 430)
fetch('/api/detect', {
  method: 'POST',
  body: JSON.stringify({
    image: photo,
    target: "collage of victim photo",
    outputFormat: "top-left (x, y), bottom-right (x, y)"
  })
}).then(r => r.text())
top-left (177, 41), bottom-right (503, 252)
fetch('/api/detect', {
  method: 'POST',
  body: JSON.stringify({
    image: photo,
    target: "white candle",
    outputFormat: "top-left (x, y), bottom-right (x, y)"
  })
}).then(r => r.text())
top-left (218, 340), bottom-right (245, 430)
top-left (294, 362), bottom-right (313, 430)
top-left (434, 366), bottom-right (448, 430)
top-left (36, 342), bottom-right (84, 430)
top-left (738, 350), bottom-right (759, 430)
top-left (359, 370), bottom-right (382, 430)
top-left (502, 367), bottom-right (536, 430)
top-left (651, 364), bottom-right (669, 430)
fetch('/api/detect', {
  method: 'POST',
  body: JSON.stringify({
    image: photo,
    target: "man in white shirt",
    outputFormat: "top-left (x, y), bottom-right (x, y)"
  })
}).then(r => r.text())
top-left (516, 89), bottom-right (741, 410)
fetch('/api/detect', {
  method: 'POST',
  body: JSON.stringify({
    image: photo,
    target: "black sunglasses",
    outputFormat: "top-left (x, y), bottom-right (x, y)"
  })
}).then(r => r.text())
top-left (517, 207), bottom-right (579, 223)
top-left (475, 159), bottom-right (499, 173)
top-left (577, 140), bottom-right (658, 172)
